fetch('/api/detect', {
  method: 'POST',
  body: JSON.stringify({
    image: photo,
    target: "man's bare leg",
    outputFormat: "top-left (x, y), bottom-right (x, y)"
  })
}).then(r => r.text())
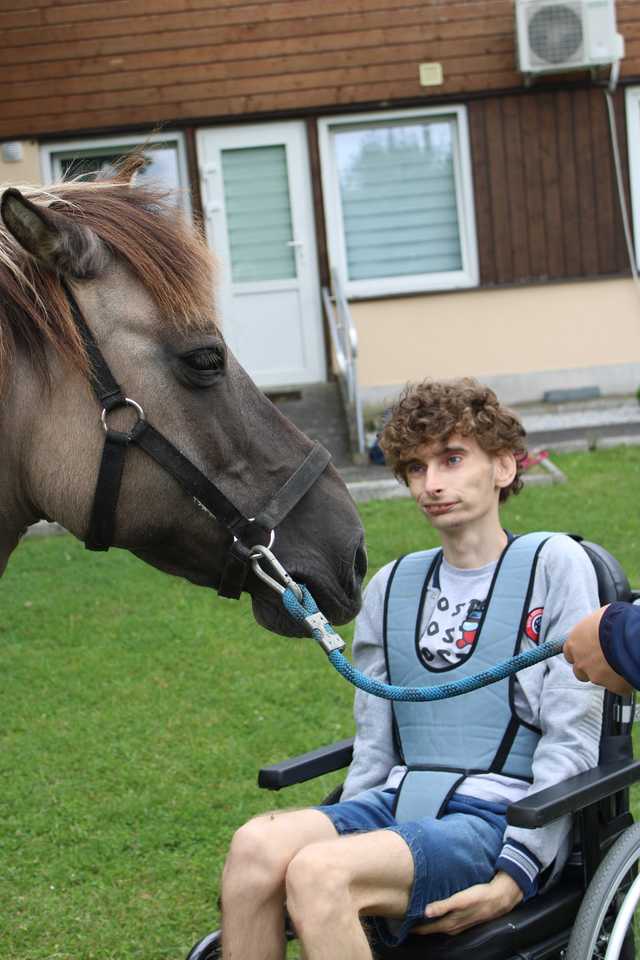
top-left (285, 828), bottom-right (415, 960)
top-left (221, 808), bottom-right (338, 960)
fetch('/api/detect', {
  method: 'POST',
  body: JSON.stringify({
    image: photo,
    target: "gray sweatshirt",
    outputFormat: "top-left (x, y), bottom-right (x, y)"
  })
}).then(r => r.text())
top-left (341, 533), bottom-right (604, 895)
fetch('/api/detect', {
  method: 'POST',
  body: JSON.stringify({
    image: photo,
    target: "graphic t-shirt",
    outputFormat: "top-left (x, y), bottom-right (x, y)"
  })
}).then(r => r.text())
top-left (419, 557), bottom-right (496, 670)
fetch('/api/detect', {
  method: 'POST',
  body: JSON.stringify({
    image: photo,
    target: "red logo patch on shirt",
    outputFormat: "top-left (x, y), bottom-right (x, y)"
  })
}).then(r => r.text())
top-left (525, 607), bottom-right (544, 643)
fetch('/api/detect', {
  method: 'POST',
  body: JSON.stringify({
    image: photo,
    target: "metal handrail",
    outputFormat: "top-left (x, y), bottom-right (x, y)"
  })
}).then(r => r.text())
top-left (322, 268), bottom-right (365, 457)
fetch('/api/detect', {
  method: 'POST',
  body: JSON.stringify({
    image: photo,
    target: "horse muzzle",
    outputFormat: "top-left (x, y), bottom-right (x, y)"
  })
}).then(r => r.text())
top-left (248, 534), bottom-right (366, 636)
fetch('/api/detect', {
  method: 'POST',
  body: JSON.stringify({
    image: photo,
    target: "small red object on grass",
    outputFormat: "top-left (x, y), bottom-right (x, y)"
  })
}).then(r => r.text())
top-left (519, 449), bottom-right (549, 472)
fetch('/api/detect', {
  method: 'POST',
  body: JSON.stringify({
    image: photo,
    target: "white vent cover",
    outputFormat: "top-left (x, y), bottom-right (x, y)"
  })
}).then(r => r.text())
top-left (516, 0), bottom-right (624, 76)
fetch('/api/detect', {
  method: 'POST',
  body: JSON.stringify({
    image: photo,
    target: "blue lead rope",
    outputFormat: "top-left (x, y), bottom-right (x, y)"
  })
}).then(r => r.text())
top-left (282, 584), bottom-right (565, 702)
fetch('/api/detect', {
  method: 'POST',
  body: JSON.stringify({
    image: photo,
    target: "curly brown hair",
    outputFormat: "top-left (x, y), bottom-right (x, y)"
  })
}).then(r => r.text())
top-left (380, 378), bottom-right (527, 502)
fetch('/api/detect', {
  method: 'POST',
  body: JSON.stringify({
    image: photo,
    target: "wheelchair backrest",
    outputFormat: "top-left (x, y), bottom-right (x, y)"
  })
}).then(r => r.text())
top-left (579, 539), bottom-right (632, 606)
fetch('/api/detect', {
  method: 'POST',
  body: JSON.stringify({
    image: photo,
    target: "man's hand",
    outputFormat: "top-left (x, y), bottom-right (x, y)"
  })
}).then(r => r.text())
top-left (413, 871), bottom-right (523, 936)
top-left (564, 606), bottom-right (632, 695)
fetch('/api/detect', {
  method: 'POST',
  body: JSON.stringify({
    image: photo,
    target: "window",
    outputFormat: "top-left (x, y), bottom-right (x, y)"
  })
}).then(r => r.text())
top-left (40, 132), bottom-right (191, 215)
top-left (625, 86), bottom-right (640, 271)
top-left (318, 107), bottom-right (478, 298)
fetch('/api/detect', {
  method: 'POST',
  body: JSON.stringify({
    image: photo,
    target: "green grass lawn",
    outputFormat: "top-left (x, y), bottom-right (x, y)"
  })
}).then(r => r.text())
top-left (2, 446), bottom-right (640, 960)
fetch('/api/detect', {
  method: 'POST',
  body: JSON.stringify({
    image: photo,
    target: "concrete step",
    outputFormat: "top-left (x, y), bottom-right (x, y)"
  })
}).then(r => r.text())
top-left (517, 396), bottom-right (640, 450)
top-left (526, 421), bottom-right (640, 451)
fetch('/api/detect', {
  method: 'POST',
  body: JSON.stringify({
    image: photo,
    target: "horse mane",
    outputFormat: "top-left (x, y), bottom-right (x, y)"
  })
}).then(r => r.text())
top-left (0, 174), bottom-right (217, 387)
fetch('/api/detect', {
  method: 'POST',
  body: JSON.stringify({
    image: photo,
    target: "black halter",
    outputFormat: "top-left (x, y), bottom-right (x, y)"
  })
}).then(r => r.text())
top-left (63, 283), bottom-right (331, 599)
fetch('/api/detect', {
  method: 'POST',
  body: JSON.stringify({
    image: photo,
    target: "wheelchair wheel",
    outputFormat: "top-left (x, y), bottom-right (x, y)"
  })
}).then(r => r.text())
top-left (566, 822), bottom-right (640, 960)
top-left (185, 930), bottom-right (221, 960)
top-left (185, 928), bottom-right (297, 959)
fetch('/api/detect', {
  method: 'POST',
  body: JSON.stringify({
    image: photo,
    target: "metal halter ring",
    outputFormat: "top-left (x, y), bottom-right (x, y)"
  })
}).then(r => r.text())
top-left (232, 518), bottom-right (275, 551)
top-left (101, 398), bottom-right (146, 435)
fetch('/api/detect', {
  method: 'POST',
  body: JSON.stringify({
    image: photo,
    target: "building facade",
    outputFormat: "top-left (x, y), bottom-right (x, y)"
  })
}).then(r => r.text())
top-left (2, 0), bottom-right (640, 406)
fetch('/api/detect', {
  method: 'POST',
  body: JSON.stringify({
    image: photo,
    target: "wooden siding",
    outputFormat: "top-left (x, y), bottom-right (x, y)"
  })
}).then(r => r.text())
top-left (1, 0), bottom-right (640, 139)
top-left (470, 87), bottom-right (632, 284)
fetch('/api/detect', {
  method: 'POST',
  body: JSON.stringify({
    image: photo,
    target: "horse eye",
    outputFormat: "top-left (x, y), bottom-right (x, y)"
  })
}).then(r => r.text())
top-left (182, 346), bottom-right (226, 373)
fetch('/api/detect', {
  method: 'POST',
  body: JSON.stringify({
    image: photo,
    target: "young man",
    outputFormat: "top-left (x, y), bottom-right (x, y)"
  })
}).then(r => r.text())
top-left (220, 378), bottom-right (603, 959)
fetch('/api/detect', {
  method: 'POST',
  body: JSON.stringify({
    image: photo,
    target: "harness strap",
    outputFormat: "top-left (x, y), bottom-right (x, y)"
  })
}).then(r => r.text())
top-left (218, 539), bottom-right (254, 600)
top-left (131, 420), bottom-right (266, 537)
top-left (64, 282), bottom-right (124, 408)
top-left (86, 431), bottom-right (129, 551)
top-left (253, 444), bottom-right (331, 530)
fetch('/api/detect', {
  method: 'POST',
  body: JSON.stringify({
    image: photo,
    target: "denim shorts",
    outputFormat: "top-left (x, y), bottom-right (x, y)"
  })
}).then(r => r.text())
top-left (316, 787), bottom-right (507, 946)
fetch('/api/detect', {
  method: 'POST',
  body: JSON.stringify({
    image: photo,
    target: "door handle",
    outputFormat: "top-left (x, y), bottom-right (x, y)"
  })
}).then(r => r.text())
top-left (286, 239), bottom-right (304, 264)
top-left (200, 164), bottom-right (220, 216)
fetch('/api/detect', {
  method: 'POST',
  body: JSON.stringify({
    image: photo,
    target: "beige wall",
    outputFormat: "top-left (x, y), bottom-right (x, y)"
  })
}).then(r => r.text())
top-left (351, 278), bottom-right (640, 405)
top-left (0, 141), bottom-right (42, 186)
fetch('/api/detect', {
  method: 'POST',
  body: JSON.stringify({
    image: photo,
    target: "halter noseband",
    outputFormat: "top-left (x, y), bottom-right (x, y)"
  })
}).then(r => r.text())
top-left (63, 282), bottom-right (331, 599)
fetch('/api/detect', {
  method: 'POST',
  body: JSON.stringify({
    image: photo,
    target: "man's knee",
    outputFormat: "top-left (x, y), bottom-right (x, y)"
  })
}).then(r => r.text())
top-left (285, 844), bottom-right (353, 931)
top-left (222, 815), bottom-right (288, 898)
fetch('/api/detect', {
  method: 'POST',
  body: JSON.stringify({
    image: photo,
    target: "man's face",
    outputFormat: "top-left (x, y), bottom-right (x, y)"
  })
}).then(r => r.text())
top-left (402, 433), bottom-right (512, 532)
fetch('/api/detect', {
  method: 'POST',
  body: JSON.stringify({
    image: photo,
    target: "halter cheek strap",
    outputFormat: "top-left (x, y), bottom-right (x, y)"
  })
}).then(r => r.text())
top-left (62, 282), bottom-right (331, 598)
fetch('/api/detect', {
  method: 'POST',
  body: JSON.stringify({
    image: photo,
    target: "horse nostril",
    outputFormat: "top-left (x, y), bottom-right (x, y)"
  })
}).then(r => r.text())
top-left (353, 540), bottom-right (368, 582)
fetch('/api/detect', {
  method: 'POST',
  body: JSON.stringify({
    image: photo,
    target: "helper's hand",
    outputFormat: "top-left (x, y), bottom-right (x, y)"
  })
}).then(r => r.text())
top-left (413, 871), bottom-right (523, 936)
top-left (564, 607), bottom-right (632, 695)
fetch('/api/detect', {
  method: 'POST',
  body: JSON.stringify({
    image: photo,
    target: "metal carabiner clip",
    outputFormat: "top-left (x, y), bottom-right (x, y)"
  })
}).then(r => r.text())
top-left (250, 544), bottom-right (304, 602)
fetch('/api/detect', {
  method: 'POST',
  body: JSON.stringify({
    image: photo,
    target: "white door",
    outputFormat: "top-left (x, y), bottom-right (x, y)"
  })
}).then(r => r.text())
top-left (197, 121), bottom-right (326, 388)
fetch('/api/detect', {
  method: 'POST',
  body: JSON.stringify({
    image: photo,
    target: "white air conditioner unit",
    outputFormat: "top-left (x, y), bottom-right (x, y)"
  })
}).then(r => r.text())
top-left (515, 0), bottom-right (624, 76)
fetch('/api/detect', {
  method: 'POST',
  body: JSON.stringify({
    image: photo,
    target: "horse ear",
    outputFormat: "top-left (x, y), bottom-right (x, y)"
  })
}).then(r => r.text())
top-left (112, 151), bottom-right (147, 184)
top-left (0, 188), bottom-right (110, 278)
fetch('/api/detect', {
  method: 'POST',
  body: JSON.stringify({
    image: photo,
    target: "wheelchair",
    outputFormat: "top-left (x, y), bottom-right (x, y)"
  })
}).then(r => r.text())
top-left (187, 540), bottom-right (640, 960)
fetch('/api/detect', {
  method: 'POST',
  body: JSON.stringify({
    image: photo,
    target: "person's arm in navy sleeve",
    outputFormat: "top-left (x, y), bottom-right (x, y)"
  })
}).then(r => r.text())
top-left (600, 602), bottom-right (640, 689)
top-left (564, 602), bottom-right (636, 693)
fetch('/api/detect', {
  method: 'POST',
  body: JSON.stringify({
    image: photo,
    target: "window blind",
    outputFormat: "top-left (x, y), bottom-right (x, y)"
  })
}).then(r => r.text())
top-left (333, 119), bottom-right (463, 281)
top-left (221, 145), bottom-right (296, 283)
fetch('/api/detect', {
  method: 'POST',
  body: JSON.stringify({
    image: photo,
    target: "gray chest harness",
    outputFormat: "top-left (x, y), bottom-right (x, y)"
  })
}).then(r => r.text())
top-left (384, 532), bottom-right (550, 822)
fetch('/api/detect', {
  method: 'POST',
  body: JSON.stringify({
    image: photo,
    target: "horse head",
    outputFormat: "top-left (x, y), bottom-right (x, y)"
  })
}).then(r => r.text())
top-left (0, 176), bottom-right (366, 636)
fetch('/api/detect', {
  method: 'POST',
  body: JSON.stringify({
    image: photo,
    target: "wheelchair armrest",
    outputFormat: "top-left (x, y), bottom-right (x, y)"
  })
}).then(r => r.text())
top-left (258, 738), bottom-right (354, 790)
top-left (507, 758), bottom-right (640, 828)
